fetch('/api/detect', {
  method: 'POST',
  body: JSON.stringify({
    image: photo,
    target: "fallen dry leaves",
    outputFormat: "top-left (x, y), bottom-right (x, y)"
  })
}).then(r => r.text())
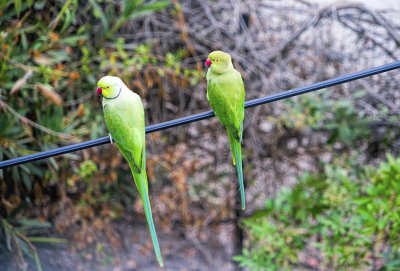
top-left (35, 83), bottom-right (63, 106)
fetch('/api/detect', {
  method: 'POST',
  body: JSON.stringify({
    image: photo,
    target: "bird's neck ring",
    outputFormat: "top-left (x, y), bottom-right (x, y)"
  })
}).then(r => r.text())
top-left (102, 86), bottom-right (122, 100)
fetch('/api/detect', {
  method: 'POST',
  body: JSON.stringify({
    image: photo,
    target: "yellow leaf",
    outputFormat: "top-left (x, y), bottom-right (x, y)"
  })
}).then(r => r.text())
top-left (110, 54), bottom-right (116, 64)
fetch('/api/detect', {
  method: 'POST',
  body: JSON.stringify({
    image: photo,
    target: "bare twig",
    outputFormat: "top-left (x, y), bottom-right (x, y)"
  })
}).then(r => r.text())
top-left (0, 99), bottom-right (79, 142)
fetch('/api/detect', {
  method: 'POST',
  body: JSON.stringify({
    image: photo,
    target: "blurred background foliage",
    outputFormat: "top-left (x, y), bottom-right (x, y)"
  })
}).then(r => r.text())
top-left (1, 0), bottom-right (400, 270)
top-left (235, 154), bottom-right (400, 270)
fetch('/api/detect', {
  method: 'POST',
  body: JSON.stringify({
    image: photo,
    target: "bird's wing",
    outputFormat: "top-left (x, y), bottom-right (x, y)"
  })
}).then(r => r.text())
top-left (103, 94), bottom-right (145, 171)
top-left (207, 70), bottom-right (245, 141)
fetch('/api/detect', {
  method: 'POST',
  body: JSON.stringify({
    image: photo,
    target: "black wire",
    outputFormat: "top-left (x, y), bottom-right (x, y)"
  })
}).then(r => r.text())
top-left (1, 61), bottom-right (400, 169)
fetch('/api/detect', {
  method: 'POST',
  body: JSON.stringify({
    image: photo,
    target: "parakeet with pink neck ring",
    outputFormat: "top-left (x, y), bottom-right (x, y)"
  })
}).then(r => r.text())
top-left (97, 76), bottom-right (163, 267)
top-left (205, 51), bottom-right (246, 210)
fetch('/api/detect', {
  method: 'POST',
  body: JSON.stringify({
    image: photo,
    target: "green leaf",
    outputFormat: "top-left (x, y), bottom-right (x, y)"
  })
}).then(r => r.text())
top-left (353, 197), bottom-right (370, 205)
top-left (60, 35), bottom-right (88, 46)
top-left (9, 201), bottom-right (28, 218)
top-left (385, 259), bottom-right (400, 269)
top-left (18, 218), bottom-right (51, 231)
top-left (47, 50), bottom-right (70, 62)
top-left (122, 0), bottom-right (138, 18)
top-left (352, 89), bottom-right (367, 99)
top-left (12, 166), bottom-right (21, 183)
top-left (378, 219), bottom-right (387, 230)
top-left (339, 123), bottom-right (352, 144)
top-left (60, 8), bottom-right (72, 33)
top-left (49, 157), bottom-right (59, 171)
top-left (21, 171), bottom-right (32, 191)
top-left (3, 223), bottom-right (12, 251)
top-left (21, 32), bottom-right (28, 50)
top-left (127, 0), bottom-right (170, 20)
top-left (386, 153), bottom-right (396, 165)
top-left (89, 0), bottom-right (109, 31)
top-left (34, 0), bottom-right (46, 10)
top-left (139, 0), bottom-right (170, 12)
top-left (327, 129), bottom-right (338, 145)
top-left (34, 252), bottom-right (43, 271)
top-left (29, 237), bottom-right (67, 244)
top-left (15, 0), bottom-right (22, 15)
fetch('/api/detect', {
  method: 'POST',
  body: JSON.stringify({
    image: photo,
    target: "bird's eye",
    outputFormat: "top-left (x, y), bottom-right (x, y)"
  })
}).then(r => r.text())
top-left (107, 86), bottom-right (109, 89)
top-left (215, 59), bottom-right (219, 63)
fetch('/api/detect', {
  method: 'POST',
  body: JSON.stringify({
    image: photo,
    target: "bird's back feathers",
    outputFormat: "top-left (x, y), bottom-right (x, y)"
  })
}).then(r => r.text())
top-left (206, 68), bottom-right (245, 140)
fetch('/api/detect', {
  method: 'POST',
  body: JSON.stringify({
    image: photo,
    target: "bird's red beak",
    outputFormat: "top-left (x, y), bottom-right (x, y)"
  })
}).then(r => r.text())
top-left (205, 58), bottom-right (212, 67)
top-left (97, 87), bottom-right (102, 96)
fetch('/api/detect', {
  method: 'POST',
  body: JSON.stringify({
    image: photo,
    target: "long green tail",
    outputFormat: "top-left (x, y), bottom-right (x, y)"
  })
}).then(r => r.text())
top-left (132, 170), bottom-right (163, 267)
top-left (116, 143), bottom-right (163, 266)
top-left (228, 132), bottom-right (245, 210)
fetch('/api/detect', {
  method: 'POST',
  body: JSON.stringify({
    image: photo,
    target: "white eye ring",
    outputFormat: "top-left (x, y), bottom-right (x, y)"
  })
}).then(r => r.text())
top-left (215, 59), bottom-right (219, 63)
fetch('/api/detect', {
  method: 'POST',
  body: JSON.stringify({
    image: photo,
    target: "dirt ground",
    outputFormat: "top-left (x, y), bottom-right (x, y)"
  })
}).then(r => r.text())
top-left (37, 219), bottom-right (238, 271)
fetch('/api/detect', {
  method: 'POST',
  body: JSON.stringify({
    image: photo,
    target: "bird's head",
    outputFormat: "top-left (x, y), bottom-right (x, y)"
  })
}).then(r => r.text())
top-left (205, 50), bottom-right (232, 74)
top-left (97, 76), bottom-right (123, 98)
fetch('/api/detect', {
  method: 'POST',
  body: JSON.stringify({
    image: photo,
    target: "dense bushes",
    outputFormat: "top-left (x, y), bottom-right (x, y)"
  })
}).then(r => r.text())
top-left (0, 0), bottom-right (179, 269)
top-left (235, 154), bottom-right (400, 270)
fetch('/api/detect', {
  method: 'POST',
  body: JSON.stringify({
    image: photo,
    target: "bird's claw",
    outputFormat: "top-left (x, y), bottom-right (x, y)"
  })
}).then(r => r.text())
top-left (109, 133), bottom-right (113, 145)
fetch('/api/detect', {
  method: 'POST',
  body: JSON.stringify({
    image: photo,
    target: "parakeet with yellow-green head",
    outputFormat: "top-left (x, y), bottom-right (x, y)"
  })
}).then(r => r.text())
top-left (97, 76), bottom-right (163, 266)
top-left (205, 50), bottom-right (246, 210)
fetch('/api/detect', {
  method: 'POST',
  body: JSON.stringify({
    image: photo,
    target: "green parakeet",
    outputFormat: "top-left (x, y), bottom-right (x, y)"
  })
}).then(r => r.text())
top-left (205, 51), bottom-right (246, 210)
top-left (97, 76), bottom-right (163, 267)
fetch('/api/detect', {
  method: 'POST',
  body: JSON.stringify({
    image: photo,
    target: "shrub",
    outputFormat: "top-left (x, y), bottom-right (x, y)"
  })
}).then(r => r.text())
top-left (235, 154), bottom-right (400, 270)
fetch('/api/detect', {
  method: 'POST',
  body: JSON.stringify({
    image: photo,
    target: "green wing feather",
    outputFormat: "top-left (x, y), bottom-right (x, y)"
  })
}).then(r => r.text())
top-left (103, 95), bottom-right (163, 267)
top-left (207, 69), bottom-right (246, 210)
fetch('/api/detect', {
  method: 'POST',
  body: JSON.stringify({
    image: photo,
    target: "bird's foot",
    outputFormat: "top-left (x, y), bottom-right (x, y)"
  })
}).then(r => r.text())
top-left (109, 133), bottom-right (113, 145)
